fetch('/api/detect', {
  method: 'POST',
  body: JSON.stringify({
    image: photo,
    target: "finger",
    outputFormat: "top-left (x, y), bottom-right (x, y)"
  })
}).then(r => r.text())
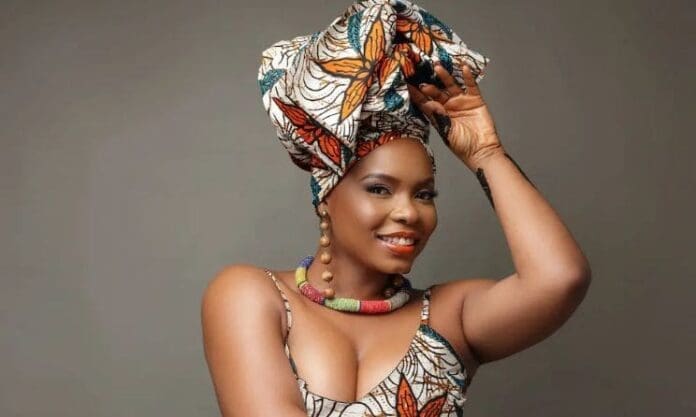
top-left (406, 84), bottom-right (445, 114)
top-left (419, 83), bottom-right (450, 105)
top-left (407, 83), bottom-right (430, 106)
top-left (408, 84), bottom-right (445, 117)
top-left (461, 61), bottom-right (481, 96)
top-left (434, 63), bottom-right (464, 97)
top-left (418, 99), bottom-right (445, 117)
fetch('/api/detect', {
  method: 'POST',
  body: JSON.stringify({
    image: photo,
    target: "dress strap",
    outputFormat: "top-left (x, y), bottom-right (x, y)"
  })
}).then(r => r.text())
top-left (263, 269), bottom-right (294, 334)
top-left (420, 286), bottom-right (433, 325)
top-left (263, 269), bottom-right (299, 376)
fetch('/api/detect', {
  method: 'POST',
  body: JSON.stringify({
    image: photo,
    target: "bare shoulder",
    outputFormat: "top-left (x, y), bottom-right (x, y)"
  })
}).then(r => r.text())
top-left (202, 264), bottom-right (283, 312)
top-left (204, 263), bottom-right (270, 293)
top-left (200, 263), bottom-right (305, 415)
top-left (423, 278), bottom-right (497, 373)
top-left (201, 263), bottom-right (289, 340)
top-left (431, 277), bottom-right (497, 307)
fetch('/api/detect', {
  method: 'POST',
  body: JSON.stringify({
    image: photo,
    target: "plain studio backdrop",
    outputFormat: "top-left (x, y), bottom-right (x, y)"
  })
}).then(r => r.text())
top-left (1, 0), bottom-right (693, 415)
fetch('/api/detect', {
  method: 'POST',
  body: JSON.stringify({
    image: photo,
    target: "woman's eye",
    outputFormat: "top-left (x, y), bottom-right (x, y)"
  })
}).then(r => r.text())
top-left (366, 185), bottom-right (438, 200)
top-left (366, 184), bottom-right (390, 195)
top-left (417, 190), bottom-right (439, 201)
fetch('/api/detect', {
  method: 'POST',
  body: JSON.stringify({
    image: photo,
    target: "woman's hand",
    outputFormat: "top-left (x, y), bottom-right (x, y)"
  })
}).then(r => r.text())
top-left (407, 61), bottom-right (504, 172)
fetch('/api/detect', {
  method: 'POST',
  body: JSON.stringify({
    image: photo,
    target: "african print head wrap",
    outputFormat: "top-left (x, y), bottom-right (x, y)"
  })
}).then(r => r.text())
top-left (258, 0), bottom-right (490, 213)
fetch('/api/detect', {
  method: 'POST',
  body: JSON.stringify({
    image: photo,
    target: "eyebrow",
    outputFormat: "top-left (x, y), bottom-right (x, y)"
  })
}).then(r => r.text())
top-left (360, 172), bottom-right (435, 186)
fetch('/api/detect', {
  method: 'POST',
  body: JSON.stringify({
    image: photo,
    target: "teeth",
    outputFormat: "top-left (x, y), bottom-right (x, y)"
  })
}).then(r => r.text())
top-left (379, 236), bottom-right (415, 246)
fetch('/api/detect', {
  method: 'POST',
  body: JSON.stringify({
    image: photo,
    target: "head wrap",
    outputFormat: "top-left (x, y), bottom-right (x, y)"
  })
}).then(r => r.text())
top-left (258, 0), bottom-right (490, 213)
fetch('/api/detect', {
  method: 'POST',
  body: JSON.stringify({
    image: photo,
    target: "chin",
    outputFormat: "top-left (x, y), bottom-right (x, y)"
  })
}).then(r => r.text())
top-left (394, 264), bottom-right (413, 274)
top-left (380, 257), bottom-right (415, 275)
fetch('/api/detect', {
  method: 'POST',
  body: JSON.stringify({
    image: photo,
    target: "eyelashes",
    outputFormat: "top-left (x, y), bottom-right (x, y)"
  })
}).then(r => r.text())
top-left (365, 184), bottom-right (439, 201)
top-left (420, 189), bottom-right (439, 200)
top-left (366, 184), bottom-right (388, 195)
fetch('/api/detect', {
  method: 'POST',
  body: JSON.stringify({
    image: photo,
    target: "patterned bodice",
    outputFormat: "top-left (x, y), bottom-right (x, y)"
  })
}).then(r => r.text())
top-left (265, 269), bottom-right (473, 416)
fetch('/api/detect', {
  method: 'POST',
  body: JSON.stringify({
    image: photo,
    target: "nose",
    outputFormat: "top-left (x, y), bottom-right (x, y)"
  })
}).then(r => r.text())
top-left (389, 195), bottom-right (419, 224)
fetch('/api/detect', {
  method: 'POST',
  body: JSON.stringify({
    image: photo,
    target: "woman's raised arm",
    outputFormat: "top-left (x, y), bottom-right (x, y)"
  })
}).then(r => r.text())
top-left (458, 151), bottom-right (591, 364)
top-left (409, 61), bottom-right (591, 365)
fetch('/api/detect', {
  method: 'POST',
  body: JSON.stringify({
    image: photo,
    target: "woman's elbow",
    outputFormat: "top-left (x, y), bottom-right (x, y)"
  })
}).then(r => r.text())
top-left (543, 259), bottom-right (592, 295)
top-left (562, 260), bottom-right (592, 299)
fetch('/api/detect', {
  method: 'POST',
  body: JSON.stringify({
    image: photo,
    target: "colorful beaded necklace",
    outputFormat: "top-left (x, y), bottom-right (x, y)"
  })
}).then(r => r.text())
top-left (295, 255), bottom-right (412, 314)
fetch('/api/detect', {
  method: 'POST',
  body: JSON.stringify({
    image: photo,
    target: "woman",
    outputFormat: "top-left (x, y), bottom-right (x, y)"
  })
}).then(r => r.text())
top-left (202, 1), bottom-right (591, 416)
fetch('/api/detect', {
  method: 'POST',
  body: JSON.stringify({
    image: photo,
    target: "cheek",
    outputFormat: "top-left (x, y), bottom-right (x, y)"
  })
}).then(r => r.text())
top-left (346, 200), bottom-right (385, 231)
top-left (330, 195), bottom-right (385, 239)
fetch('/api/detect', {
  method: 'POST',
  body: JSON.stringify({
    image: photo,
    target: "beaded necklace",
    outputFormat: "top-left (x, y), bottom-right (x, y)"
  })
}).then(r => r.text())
top-left (295, 255), bottom-right (412, 314)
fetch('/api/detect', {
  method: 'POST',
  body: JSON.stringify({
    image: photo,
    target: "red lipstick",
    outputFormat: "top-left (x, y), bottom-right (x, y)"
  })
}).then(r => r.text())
top-left (376, 232), bottom-right (418, 256)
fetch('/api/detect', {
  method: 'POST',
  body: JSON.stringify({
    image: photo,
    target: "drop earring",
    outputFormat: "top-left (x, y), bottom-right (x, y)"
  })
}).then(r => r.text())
top-left (318, 208), bottom-right (335, 299)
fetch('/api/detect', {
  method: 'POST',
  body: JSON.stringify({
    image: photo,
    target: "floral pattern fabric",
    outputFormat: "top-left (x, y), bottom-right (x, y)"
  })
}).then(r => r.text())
top-left (258, 0), bottom-right (490, 210)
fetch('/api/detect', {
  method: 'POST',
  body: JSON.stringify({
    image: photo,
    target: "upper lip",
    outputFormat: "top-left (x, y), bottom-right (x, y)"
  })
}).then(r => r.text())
top-left (377, 231), bottom-right (420, 241)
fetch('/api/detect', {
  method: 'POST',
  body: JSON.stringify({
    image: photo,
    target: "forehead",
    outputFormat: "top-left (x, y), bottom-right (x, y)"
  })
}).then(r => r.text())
top-left (350, 138), bottom-right (435, 181)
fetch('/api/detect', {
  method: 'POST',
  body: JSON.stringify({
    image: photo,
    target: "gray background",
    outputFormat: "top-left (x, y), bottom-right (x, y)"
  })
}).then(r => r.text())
top-left (2, 0), bottom-right (693, 415)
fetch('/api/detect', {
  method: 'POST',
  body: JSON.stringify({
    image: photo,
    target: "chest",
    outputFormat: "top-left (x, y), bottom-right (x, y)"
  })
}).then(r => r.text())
top-left (285, 293), bottom-right (425, 400)
top-left (283, 290), bottom-right (471, 410)
top-left (291, 324), bottom-right (470, 416)
top-left (267, 269), bottom-right (477, 414)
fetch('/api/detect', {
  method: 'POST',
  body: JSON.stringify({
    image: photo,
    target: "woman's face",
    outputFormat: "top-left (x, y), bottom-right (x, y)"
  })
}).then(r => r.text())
top-left (323, 137), bottom-right (438, 274)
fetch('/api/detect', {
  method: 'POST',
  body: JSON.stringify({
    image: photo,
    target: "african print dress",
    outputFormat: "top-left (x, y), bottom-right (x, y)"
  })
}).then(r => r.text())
top-left (265, 269), bottom-right (473, 416)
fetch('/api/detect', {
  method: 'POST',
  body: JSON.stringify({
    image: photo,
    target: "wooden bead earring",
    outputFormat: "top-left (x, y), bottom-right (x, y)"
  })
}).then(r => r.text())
top-left (318, 208), bottom-right (335, 299)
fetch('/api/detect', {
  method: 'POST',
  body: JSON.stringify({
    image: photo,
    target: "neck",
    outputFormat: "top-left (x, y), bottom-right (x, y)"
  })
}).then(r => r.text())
top-left (306, 246), bottom-right (396, 300)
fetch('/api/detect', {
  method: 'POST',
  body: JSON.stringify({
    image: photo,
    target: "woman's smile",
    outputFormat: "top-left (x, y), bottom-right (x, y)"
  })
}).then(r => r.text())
top-left (376, 234), bottom-right (418, 255)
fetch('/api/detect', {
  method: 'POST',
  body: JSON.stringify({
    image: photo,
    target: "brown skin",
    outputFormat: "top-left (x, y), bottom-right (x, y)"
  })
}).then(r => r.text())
top-left (308, 137), bottom-right (438, 301)
top-left (201, 61), bottom-right (592, 415)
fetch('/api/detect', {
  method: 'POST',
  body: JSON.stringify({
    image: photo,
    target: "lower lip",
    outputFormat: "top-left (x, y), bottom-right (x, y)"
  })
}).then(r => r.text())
top-left (377, 237), bottom-right (417, 255)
